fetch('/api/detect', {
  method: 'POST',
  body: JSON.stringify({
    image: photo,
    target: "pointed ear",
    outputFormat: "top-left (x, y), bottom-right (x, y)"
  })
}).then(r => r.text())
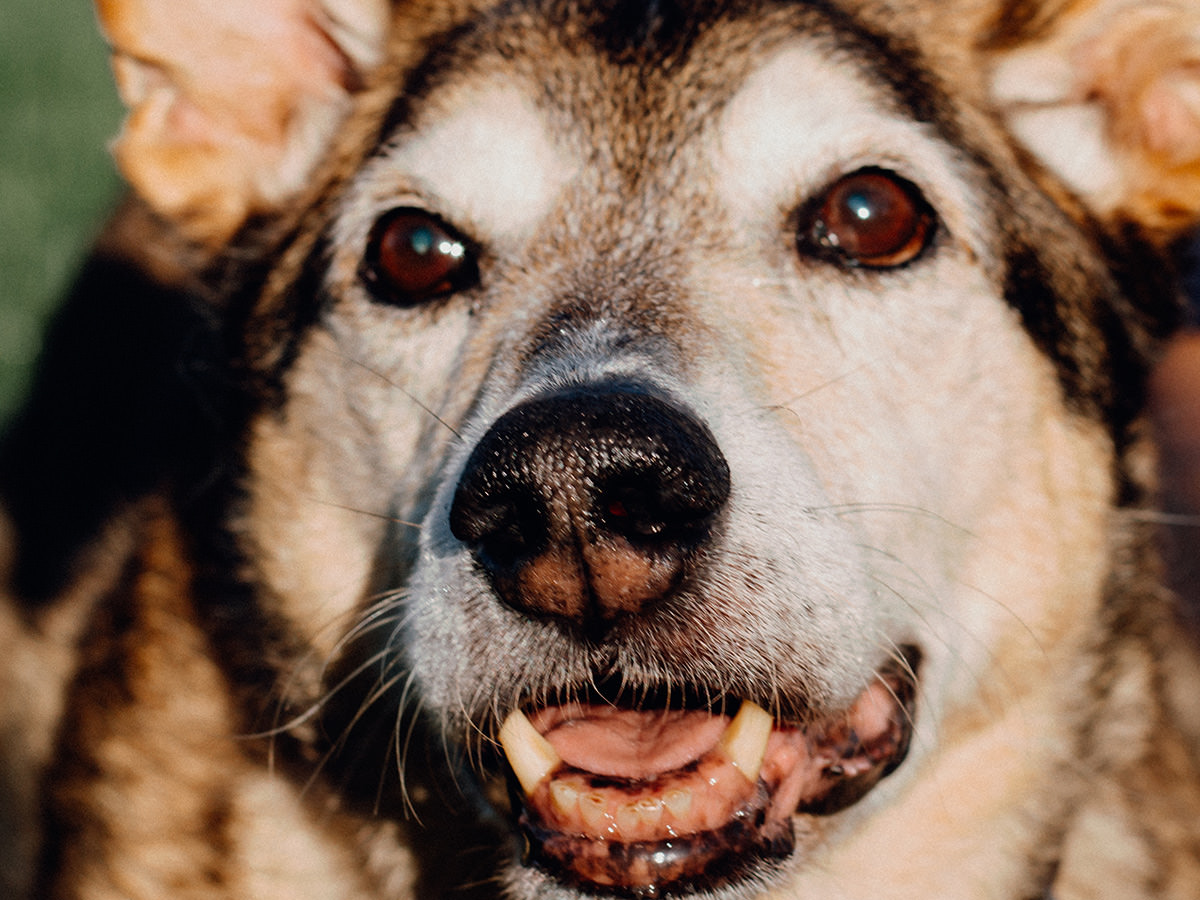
top-left (97, 0), bottom-right (390, 246)
top-left (988, 1), bottom-right (1200, 241)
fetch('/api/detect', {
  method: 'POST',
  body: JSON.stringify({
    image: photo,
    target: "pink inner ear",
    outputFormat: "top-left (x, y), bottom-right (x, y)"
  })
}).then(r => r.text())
top-left (1074, 8), bottom-right (1200, 168)
top-left (97, 0), bottom-right (387, 243)
top-left (1142, 73), bottom-right (1200, 165)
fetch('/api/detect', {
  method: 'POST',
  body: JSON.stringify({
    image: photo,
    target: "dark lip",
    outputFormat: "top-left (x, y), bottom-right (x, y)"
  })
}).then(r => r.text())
top-left (491, 647), bottom-right (922, 899)
top-left (518, 782), bottom-right (792, 900)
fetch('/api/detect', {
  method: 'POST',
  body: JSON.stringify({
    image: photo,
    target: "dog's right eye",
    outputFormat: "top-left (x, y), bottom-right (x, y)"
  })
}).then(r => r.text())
top-left (361, 208), bottom-right (480, 305)
top-left (797, 168), bottom-right (936, 270)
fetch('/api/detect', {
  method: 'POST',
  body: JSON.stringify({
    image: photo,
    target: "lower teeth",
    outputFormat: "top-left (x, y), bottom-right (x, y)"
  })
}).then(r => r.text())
top-left (531, 750), bottom-right (758, 844)
top-left (520, 781), bottom-right (792, 897)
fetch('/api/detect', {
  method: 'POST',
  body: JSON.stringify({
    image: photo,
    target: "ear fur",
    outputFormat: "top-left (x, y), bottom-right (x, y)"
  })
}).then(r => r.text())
top-left (97, 0), bottom-right (390, 246)
top-left (988, 0), bottom-right (1200, 240)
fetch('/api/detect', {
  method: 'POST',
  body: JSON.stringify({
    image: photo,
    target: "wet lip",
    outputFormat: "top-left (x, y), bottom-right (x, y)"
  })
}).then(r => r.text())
top-left (495, 652), bottom-right (919, 897)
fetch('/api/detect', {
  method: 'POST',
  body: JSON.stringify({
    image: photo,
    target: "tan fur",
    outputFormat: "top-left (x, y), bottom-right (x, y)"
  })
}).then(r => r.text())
top-left (0, 512), bottom-right (135, 899)
top-left (31, 503), bottom-right (419, 899)
top-left (4, 0), bottom-right (1200, 898)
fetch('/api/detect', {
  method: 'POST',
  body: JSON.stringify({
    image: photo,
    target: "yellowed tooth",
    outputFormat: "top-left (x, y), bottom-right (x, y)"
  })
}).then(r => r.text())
top-left (550, 781), bottom-right (580, 815)
top-left (664, 788), bottom-right (693, 819)
top-left (718, 700), bottom-right (773, 784)
top-left (579, 791), bottom-right (611, 831)
top-left (635, 796), bottom-right (664, 827)
top-left (616, 802), bottom-right (641, 836)
top-left (499, 709), bottom-right (562, 795)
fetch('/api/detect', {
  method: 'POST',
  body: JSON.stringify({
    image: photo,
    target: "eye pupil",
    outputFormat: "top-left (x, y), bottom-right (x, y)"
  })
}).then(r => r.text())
top-left (847, 193), bottom-right (873, 222)
top-left (807, 169), bottom-right (935, 268)
top-left (362, 208), bottom-right (478, 305)
top-left (409, 225), bottom-right (436, 256)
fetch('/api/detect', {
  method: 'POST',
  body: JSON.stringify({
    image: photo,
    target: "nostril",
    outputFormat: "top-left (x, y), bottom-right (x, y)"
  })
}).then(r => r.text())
top-left (457, 492), bottom-right (547, 573)
top-left (449, 383), bottom-right (730, 626)
top-left (599, 476), bottom-right (669, 539)
top-left (596, 469), bottom-right (722, 542)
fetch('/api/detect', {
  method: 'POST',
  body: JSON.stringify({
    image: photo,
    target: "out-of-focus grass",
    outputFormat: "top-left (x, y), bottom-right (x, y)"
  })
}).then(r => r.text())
top-left (0, 0), bottom-right (123, 422)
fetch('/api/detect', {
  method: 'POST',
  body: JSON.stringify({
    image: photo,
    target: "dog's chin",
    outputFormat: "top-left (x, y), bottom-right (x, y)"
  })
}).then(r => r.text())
top-left (488, 651), bottom-right (919, 898)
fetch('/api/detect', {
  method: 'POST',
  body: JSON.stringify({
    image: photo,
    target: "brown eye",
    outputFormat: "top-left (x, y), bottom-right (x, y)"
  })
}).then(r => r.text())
top-left (361, 208), bottom-right (479, 305)
top-left (804, 169), bottom-right (936, 269)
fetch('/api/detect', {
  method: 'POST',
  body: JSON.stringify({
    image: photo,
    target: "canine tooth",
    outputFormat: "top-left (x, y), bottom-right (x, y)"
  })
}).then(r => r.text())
top-left (664, 788), bottom-right (693, 819)
top-left (718, 700), bottom-right (773, 784)
top-left (499, 710), bottom-right (562, 795)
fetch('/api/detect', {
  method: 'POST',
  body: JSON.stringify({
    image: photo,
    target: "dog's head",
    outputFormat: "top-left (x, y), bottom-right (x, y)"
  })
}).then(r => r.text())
top-left (100, 0), bottom-right (1200, 896)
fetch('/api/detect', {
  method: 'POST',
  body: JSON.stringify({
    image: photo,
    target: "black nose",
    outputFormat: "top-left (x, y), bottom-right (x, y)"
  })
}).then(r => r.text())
top-left (449, 384), bottom-right (730, 630)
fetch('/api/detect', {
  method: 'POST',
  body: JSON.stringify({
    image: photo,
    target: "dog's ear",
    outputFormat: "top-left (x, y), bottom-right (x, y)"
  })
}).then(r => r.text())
top-left (97, 0), bottom-right (390, 246)
top-left (987, 0), bottom-right (1200, 241)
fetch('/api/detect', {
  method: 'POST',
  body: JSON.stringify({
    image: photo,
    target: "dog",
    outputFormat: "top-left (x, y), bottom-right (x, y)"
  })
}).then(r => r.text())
top-left (3, 0), bottom-right (1200, 897)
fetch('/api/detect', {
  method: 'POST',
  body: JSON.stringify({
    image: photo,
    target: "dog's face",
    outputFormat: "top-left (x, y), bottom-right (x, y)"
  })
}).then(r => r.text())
top-left (95, 0), bottom-right (1200, 896)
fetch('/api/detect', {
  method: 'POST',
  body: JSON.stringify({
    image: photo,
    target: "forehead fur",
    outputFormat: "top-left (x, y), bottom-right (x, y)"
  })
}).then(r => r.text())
top-left (245, 0), bottom-right (1177, 436)
top-left (386, 0), bottom-right (954, 144)
top-left (353, 0), bottom-right (967, 258)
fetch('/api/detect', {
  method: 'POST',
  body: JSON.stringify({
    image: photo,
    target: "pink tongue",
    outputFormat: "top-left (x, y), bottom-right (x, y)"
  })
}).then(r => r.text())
top-left (531, 705), bottom-right (730, 780)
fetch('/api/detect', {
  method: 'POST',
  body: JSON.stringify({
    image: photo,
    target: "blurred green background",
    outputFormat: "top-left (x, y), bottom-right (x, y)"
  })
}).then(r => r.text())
top-left (0, 0), bottom-right (123, 423)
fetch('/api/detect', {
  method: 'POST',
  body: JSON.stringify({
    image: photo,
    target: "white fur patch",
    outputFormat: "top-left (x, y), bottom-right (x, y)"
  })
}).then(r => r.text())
top-left (715, 44), bottom-right (991, 264)
top-left (338, 81), bottom-right (581, 251)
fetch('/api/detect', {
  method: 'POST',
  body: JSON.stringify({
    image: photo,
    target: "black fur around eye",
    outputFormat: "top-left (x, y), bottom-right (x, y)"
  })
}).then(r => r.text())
top-left (361, 208), bottom-right (480, 306)
top-left (799, 168), bottom-right (937, 269)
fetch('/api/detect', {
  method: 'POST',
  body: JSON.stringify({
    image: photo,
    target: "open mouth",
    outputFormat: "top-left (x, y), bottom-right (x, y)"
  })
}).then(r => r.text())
top-left (496, 651), bottom-right (919, 897)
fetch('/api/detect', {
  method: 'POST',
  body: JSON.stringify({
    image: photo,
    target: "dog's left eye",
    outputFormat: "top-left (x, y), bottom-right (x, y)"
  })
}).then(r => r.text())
top-left (361, 208), bottom-right (479, 305)
top-left (800, 168), bottom-right (936, 269)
